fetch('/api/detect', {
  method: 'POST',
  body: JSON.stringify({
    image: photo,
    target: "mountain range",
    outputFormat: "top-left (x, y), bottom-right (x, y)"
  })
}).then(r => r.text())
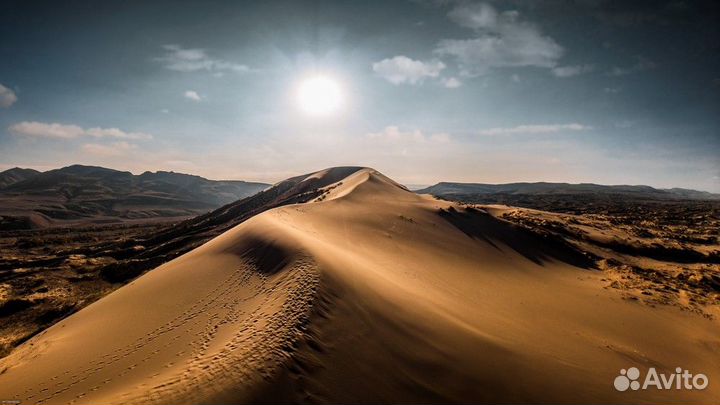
top-left (2, 165), bottom-right (718, 231)
top-left (0, 165), bottom-right (269, 229)
top-left (417, 181), bottom-right (720, 200)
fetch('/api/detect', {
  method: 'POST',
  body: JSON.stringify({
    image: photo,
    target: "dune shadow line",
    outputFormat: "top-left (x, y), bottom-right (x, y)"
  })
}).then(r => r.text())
top-left (438, 207), bottom-right (595, 269)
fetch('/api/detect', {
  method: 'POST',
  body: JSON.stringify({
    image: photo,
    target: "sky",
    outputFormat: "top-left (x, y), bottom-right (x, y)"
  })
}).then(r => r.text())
top-left (0, 0), bottom-right (718, 191)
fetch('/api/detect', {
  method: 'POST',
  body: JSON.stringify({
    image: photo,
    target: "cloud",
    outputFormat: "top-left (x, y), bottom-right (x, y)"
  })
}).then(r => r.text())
top-left (372, 56), bottom-right (446, 85)
top-left (552, 64), bottom-right (594, 77)
top-left (435, 35), bottom-right (563, 76)
top-left (9, 121), bottom-right (153, 140)
top-left (366, 126), bottom-right (451, 143)
top-left (477, 123), bottom-right (592, 136)
top-left (0, 83), bottom-right (17, 108)
top-left (435, 2), bottom-right (564, 76)
top-left (81, 142), bottom-right (137, 157)
top-left (446, 2), bottom-right (504, 30)
top-left (157, 44), bottom-right (250, 73)
top-left (441, 77), bottom-right (462, 88)
top-left (608, 56), bottom-right (656, 76)
top-left (10, 122), bottom-right (84, 139)
top-left (85, 127), bottom-right (151, 139)
top-left (184, 90), bottom-right (203, 102)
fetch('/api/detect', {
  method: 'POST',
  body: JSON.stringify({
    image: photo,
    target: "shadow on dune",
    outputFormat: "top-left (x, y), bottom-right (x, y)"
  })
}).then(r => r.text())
top-left (438, 206), bottom-right (596, 269)
top-left (234, 236), bottom-right (293, 275)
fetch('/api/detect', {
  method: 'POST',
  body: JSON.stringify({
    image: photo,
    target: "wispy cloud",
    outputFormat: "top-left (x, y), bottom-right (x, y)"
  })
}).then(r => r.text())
top-left (608, 56), bottom-right (656, 76)
top-left (156, 44), bottom-right (250, 73)
top-left (372, 56), bottom-right (446, 85)
top-left (478, 123), bottom-right (592, 136)
top-left (0, 83), bottom-right (17, 108)
top-left (441, 77), bottom-right (462, 88)
top-left (9, 121), bottom-right (153, 140)
top-left (434, 2), bottom-right (564, 76)
top-left (81, 141), bottom-right (137, 157)
top-left (366, 126), bottom-right (451, 143)
top-left (183, 90), bottom-right (203, 102)
top-left (552, 64), bottom-right (594, 77)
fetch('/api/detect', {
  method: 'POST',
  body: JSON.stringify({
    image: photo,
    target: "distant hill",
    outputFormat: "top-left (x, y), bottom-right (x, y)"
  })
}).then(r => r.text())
top-left (662, 187), bottom-right (720, 200)
top-left (416, 181), bottom-right (720, 200)
top-left (0, 165), bottom-right (269, 229)
top-left (0, 168), bottom-right (40, 188)
top-left (402, 183), bottom-right (431, 191)
top-left (415, 181), bottom-right (720, 215)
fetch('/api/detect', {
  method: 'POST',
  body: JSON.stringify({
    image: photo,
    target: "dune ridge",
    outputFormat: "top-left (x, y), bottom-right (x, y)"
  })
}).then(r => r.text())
top-left (0, 168), bottom-right (718, 404)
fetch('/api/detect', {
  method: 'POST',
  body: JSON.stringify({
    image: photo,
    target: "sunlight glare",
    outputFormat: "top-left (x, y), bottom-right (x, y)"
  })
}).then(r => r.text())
top-left (297, 76), bottom-right (342, 116)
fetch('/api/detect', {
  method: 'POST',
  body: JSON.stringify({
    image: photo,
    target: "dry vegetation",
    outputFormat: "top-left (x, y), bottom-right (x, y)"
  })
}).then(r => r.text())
top-left (0, 222), bottom-right (174, 357)
top-left (486, 200), bottom-right (720, 318)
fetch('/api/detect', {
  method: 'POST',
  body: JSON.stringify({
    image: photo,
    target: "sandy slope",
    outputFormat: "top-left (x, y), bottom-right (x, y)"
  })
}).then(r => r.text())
top-left (0, 168), bottom-right (718, 404)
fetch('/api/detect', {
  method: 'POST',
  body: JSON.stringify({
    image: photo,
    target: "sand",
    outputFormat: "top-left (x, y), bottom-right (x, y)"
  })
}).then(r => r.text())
top-left (0, 168), bottom-right (718, 404)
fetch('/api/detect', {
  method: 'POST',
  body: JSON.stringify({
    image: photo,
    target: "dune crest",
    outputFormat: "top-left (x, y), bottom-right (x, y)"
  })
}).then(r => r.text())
top-left (0, 167), bottom-right (718, 404)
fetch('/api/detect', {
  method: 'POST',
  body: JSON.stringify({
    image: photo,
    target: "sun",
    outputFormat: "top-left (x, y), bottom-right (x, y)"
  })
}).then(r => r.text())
top-left (297, 76), bottom-right (342, 116)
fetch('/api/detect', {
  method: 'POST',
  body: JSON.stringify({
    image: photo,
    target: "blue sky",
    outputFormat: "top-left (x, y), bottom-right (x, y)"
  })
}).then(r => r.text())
top-left (0, 0), bottom-right (718, 191)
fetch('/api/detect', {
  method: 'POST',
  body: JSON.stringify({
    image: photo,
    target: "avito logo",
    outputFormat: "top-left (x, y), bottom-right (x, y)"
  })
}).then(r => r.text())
top-left (614, 367), bottom-right (709, 392)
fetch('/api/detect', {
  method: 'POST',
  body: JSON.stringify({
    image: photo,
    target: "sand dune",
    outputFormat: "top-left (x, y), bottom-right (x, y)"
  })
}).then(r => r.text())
top-left (0, 168), bottom-right (718, 404)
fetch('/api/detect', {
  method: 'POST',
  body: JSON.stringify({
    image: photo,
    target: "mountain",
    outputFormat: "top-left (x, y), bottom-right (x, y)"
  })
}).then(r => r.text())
top-left (0, 165), bottom-right (269, 229)
top-left (416, 181), bottom-right (720, 199)
top-left (402, 183), bottom-right (431, 191)
top-left (663, 187), bottom-right (720, 200)
top-left (0, 167), bottom-right (40, 188)
top-left (416, 181), bottom-right (720, 214)
top-left (1, 167), bottom-right (717, 404)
